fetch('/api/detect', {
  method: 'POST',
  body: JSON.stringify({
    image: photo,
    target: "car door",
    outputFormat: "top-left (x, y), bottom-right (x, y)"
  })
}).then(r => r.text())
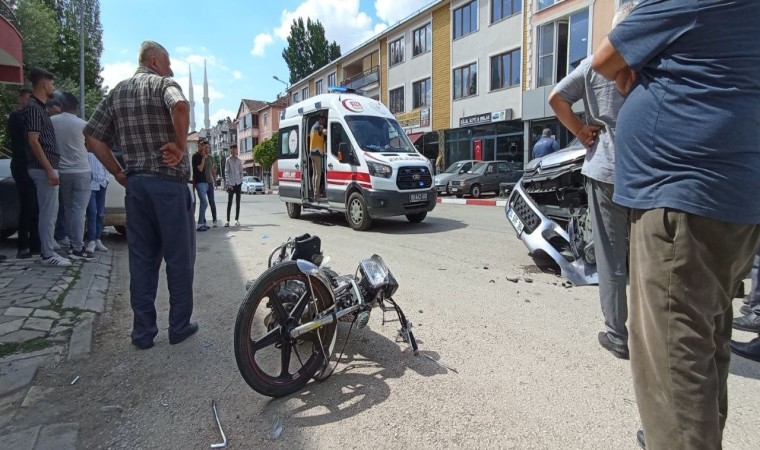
top-left (482, 162), bottom-right (498, 192)
top-left (277, 125), bottom-right (303, 202)
top-left (325, 120), bottom-right (359, 207)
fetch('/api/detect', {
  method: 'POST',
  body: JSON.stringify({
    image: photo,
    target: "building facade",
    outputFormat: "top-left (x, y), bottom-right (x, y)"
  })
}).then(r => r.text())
top-left (235, 99), bottom-right (267, 174)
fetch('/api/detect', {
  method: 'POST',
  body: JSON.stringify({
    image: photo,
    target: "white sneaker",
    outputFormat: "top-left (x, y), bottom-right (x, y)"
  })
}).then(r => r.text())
top-left (234, 220), bottom-right (240, 226)
top-left (41, 254), bottom-right (72, 267)
top-left (95, 240), bottom-right (109, 252)
top-left (212, 220), bottom-right (218, 228)
top-left (85, 241), bottom-right (96, 253)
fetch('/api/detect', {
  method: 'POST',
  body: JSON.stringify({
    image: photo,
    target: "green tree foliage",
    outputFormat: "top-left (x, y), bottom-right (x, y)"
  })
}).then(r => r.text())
top-left (253, 135), bottom-right (278, 174)
top-left (282, 18), bottom-right (341, 84)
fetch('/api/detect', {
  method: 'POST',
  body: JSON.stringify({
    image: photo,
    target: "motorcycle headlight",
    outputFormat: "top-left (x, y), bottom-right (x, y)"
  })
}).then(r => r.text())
top-left (367, 161), bottom-right (393, 178)
top-left (360, 255), bottom-right (390, 288)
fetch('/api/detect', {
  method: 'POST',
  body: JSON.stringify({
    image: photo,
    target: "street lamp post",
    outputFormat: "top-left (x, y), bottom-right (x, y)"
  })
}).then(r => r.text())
top-left (79, 0), bottom-right (85, 118)
top-left (273, 75), bottom-right (289, 104)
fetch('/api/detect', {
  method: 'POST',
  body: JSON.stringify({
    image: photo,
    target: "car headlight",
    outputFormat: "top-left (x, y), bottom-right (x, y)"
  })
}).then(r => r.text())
top-left (360, 255), bottom-right (390, 288)
top-left (367, 161), bottom-right (392, 178)
top-left (460, 180), bottom-right (469, 186)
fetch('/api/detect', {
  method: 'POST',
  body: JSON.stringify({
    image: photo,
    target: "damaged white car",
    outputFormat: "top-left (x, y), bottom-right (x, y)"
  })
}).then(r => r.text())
top-left (505, 139), bottom-right (597, 286)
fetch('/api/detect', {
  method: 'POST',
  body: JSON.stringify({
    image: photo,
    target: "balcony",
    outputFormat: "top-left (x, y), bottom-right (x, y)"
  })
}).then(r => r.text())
top-left (0, 1), bottom-right (23, 84)
top-left (341, 65), bottom-right (380, 91)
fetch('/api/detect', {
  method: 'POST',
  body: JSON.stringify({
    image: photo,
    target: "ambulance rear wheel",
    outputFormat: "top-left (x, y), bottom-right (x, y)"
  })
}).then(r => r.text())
top-left (286, 202), bottom-right (301, 219)
top-left (346, 192), bottom-right (372, 231)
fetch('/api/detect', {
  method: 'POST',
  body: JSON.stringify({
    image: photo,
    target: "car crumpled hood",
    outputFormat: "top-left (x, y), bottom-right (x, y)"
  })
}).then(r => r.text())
top-left (523, 146), bottom-right (586, 181)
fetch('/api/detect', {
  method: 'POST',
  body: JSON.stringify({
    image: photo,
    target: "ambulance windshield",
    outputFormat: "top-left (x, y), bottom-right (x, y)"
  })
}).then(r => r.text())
top-left (344, 116), bottom-right (417, 153)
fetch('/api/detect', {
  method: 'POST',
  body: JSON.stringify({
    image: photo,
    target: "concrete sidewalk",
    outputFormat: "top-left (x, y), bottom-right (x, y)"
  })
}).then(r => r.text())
top-left (0, 248), bottom-right (115, 449)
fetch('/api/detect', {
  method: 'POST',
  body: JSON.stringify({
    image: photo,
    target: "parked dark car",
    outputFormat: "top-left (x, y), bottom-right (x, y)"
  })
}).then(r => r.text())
top-left (448, 160), bottom-right (524, 198)
top-left (0, 158), bottom-right (19, 239)
top-left (434, 159), bottom-right (479, 195)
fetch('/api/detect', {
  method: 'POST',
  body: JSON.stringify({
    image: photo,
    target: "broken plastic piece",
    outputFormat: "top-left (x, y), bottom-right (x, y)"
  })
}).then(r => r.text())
top-left (210, 400), bottom-right (228, 449)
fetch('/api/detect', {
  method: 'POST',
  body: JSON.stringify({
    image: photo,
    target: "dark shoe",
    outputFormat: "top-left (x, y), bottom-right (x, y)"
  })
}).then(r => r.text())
top-left (169, 322), bottom-right (199, 345)
top-left (637, 430), bottom-right (646, 449)
top-left (598, 332), bottom-right (630, 360)
top-left (732, 311), bottom-right (760, 333)
top-left (16, 249), bottom-right (33, 259)
top-left (132, 339), bottom-right (154, 350)
top-left (743, 295), bottom-right (750, 305)
top-left (740, 304), bottom-right (752, 316)
top-left (730, 337), bottom-right (760, 363)
top-left (70, 248), bottom-right (96, 261)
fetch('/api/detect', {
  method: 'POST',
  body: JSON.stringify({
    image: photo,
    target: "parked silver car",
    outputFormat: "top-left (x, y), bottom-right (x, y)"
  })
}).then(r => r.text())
top-left (434, 160), bottom-right (479, 194)
top-left (504, 140), bottom-right (597, 286)
top-left (0, 158), bottom-right (19, 239)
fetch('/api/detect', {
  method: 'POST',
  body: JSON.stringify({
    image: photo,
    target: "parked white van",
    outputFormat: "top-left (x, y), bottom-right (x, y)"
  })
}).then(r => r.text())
top-left (277, 88), bottom-right (437, 230)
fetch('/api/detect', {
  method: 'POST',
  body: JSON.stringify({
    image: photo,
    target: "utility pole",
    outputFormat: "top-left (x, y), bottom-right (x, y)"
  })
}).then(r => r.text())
top-left (79, 0), bottom-right (86, 118)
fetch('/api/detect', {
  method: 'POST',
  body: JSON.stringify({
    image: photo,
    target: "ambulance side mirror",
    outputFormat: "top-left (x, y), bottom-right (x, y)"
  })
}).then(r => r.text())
top-left (338, 143), bottom-right (354, 164)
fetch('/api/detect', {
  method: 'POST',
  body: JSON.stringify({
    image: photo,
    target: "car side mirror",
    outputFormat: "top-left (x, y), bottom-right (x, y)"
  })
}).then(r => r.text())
top-left (458, 169), bottom-right (465, 174)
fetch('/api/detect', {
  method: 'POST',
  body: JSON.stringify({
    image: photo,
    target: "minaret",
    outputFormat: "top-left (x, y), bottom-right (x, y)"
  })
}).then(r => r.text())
top-left (203, 59), bottom-right (210, 130)
top-left (188, 65), bottom-right (196, 132)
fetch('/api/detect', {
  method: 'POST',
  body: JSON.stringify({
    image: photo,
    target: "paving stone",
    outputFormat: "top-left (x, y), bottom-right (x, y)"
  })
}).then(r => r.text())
top-left (14, 299), bottom-right (52, 309)
top-left (91, 275), bottom-right (109, 293)
top-left (22, 318), bottom-right (54, 333)
top-left (0, 346), bottom-right (63, 364)
top-left (4, 307), bottom-right (34, 318)
top-left (36, 423), bottom-right (79, 450)
top-left (68, 315), bottom-right (93, 361)
top-left (0, 329), bottom-right (46, 344)
top-left (0, 318), bottom-right (25, 335)
top-left (84, 291), bottom-right (105, 313)
top-left (0, 364), bottom-right (38, 396)
top-left (0, 315), bottom-right (21, 325)
top-left (32, 309), bottom-right (60, 320)
top-left (21, 386), bottom-right (55, 407)
top-left (62, 290), bottom-right (87, 309)
top-left (0, 389), bottom-right (25, 428)
top-left (0, 425), bottom-right (40, 450)
top-left (61, 276), bottom-right (74, 284)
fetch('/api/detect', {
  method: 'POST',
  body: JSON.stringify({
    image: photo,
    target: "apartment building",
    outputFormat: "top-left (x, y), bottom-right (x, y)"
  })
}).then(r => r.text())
top-left (207, 118), bottom-right (233, 158)
top-left (235, 99), bottom-right (267, 174)
top-left (285, 0), bottom-right (629, 169)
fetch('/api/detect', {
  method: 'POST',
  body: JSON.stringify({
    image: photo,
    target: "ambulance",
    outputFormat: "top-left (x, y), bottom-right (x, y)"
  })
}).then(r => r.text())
top-left (276, 87), bottom-right (437, 231)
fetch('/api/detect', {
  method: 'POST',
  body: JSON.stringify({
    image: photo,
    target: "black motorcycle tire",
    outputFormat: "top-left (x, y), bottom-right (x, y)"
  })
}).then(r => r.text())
top-left (234, 261), bottom-right (337, 397)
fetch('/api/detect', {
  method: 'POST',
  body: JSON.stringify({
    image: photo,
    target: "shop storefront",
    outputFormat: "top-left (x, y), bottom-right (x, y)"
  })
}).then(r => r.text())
top-left (396, 107), bottom-right (438, 165)
top-left (444, 109), bottom-right (524, 170)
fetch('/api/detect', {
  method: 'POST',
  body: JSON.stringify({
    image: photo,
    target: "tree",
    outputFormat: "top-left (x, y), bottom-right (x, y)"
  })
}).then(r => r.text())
top-left (282, 18), bottom-right (341, 84)
top-left (253, 136), bottom-right (278, 183)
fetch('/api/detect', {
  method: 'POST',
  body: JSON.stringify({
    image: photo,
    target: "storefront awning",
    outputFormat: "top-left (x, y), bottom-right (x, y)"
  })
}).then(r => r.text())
top-left (406, 132), bottom-right (423, 144)
top-left (0, 14), bottom-right (24, 85)
top-left (242, 160), bottom-right (255, 168)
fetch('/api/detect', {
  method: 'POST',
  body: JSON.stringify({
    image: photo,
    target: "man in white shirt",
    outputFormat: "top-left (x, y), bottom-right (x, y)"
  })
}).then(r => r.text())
top-left (224, 143), bottom-right (243, 227)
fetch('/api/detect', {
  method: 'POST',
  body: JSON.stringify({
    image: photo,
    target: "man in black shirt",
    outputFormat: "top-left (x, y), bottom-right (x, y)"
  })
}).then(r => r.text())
top-left (192, 138), bottom-right (210, 232)
top-left (6, 87), bottom-right (40, 259)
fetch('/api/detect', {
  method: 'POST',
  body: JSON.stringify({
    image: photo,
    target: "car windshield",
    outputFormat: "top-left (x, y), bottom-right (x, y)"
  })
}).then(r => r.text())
top-left (344, 116), bottom-right (417, 153)
top-left (444, 162), bottom-right (466, 174)
top-left (252, 177), bottom-right (262, 183)
top-left (467, 163), bottom-right (487, 174)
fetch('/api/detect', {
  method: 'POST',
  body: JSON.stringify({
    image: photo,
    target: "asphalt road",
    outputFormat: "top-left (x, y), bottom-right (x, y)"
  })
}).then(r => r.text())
top-left (13, 193), bottom-right (760, 449)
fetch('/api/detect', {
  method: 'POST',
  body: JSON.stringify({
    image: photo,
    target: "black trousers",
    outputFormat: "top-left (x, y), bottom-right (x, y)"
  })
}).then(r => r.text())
top-left (11, 162), bottom-right (40, 252)
top-left (227, 184), bottom-right (242, 221)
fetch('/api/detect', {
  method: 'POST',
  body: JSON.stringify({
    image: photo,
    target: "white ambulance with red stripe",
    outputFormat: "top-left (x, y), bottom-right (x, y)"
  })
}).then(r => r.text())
top-left (277, 87), bottom-right (437, 231)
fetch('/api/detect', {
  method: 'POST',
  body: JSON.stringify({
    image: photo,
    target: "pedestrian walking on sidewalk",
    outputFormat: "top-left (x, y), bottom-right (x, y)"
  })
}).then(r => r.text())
top-left (548, 2), bottom-right (637, 361)
top-left (52, 92), bottom-right (94, 261)
top-left (192, 138), bottom-right (210, 231)
top-left (24, 68), bottom-right (71, 267)
top-left (224, 143), bottom-right (243, 227)
top-left (7, 87), bottom-right (40, 259)
top-left (593, 1), bottom-right (760, 448)
top-left (84, 40), bottom-right (198, 350)
top-left (85, 151), bottom-right (109, 253)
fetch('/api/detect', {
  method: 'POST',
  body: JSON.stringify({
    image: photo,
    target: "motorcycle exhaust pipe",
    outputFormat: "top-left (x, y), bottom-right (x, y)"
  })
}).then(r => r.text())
top-left (290, 304), bottom-right (362, 339)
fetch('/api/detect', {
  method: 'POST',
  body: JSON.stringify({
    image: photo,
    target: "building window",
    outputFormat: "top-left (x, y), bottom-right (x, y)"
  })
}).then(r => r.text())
top-left (490, 48), bottom-right (521, 90)
top-left (253, 137), bottom-right (259, 147)
top-left (453, 1), bottom-right (478, 40)
top-left (294, 92), bottom-right (300, 103)
top-left (412, 23), bottom-right (432, 56)
top-left (537, 0), bottom-right (555, 11)
top-left (492, 0), bottom-right (521, 23)
top-left (316, 80), bottom-right (323, 95)
top-left (301, 87), bottom-right (309, 100)
top-left (328, 72), bottom-right (336, 87)
top-left (389, 37), bottom-right (405, 66)
top-left (412, 78), bottom-right (431, 109)
top-left (536, 8), bottom-right (589, 87)
top-left (453, 62), bottom-right (478, 100)
top-left (252, 114), bottom-right (259, 128)
top-left (263, 112), bottom-right (268, 126)
top-left (389, 86), bottom-right (404, 114)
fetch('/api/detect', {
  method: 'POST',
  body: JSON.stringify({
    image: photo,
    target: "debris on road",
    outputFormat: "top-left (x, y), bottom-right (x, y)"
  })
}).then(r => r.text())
top-left (100, 405), bottom-right (123, 413)
top-left (271, 417), bottom-right (283, 440)
top-left (70, 375), bottom-right (80, 385)
top-left (211, 400), bottom-right (228, 448)
top-left (506, 276), bottom-right (520, 283)
top-left (489, 280), bottom-right (495, 283)
top-left (523, 277), bottom-right (534, 283)
top-left (422, 354), bottom-right (459, 373)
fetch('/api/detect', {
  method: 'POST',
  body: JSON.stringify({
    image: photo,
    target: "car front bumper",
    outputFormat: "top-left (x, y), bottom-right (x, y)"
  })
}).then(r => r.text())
top-left (505, 181), bottom-right (597, 286)
top-left (365, 188), bottom-right (437, 218)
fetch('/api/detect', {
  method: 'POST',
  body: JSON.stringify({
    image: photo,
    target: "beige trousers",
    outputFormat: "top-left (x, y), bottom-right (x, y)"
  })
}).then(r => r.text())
top-left (310, 151), bottom-right (323, 196)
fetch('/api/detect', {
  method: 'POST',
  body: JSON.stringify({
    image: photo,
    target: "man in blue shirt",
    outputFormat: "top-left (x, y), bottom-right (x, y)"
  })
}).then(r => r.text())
top-left (593, 1), bottom-right (760, 448)
top-left (531, 128), bottom-right (559, 159)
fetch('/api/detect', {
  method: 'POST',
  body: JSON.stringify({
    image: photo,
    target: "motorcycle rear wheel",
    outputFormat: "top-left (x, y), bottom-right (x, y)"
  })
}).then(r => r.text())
top-left (234, 261), bottom-right (337, 397)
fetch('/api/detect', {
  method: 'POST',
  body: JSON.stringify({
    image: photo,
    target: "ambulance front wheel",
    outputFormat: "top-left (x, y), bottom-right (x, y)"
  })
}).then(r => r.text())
top-left (286, 202), bottom-right (302, 219)
top-left (346, 192), bottom-right (373, 231)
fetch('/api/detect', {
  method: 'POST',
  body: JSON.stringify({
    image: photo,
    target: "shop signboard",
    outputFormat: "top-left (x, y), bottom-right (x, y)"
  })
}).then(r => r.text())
top-left (459, 109), bottom-right (513, 127)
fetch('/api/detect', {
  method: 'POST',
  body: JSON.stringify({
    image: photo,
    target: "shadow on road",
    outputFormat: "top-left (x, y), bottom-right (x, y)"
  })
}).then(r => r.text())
top-left (296, 211), bottom-right (468, 235)
top-left (729, 352), bottom-right (760, 381)
top-left (262, 324), bottom-right (450, 427)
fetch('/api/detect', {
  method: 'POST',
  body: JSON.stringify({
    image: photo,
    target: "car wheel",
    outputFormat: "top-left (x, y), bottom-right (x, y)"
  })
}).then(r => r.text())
top-left (286, 202), bottom-right (302, 219)
top-left (405, 212), bottom-right (427, 223)
top-left (346, 192), bottom-right (372, 231)
top-left (114, 225), bottom-right (127, 236)
top-left (446, 186), bottom-right (452, 195)
top-left (456, 194), bottom-right (464, 199)
top-left (0, 228), bottom-right (17, 240)
top-left (470, 184), bottom-right (482, 198)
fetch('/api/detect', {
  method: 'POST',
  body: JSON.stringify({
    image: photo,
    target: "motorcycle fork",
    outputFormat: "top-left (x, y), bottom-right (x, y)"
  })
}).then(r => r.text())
top-left (380, 298), bottom-right (419, 355)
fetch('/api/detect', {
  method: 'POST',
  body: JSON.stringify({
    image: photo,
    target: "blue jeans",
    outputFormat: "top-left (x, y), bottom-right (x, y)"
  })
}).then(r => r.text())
top-left (125, 174), bottom-right (196, 345)
top-left (195, 182), bottom-right (208, 225)
top-left (87, 187), bottom-right (107, 242)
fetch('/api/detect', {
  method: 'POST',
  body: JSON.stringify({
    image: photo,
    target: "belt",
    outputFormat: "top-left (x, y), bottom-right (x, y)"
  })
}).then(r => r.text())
top-left (128, 171), bottom-right (187, 183)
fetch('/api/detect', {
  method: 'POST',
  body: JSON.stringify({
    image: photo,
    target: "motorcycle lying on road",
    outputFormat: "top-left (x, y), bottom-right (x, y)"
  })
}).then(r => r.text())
top-left (234, 234), bottom-right (419, 398)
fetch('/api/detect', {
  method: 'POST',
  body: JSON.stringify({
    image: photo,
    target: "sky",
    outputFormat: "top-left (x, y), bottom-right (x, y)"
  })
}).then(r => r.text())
top-left (99, 0), bottom-right (436, 129)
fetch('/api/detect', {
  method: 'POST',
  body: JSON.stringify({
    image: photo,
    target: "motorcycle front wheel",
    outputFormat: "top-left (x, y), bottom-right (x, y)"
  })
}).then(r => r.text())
top-left (234, 261), bottom-right (337, 397)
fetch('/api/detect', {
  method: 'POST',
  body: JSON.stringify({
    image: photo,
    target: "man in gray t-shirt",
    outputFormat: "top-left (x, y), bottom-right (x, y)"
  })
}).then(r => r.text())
top-left (548, 5), bottom-right (633, 363)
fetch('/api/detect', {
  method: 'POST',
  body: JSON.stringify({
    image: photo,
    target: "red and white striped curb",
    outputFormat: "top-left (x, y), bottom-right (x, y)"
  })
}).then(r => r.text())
top-left (437, 197), bottom-right (507, 207)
